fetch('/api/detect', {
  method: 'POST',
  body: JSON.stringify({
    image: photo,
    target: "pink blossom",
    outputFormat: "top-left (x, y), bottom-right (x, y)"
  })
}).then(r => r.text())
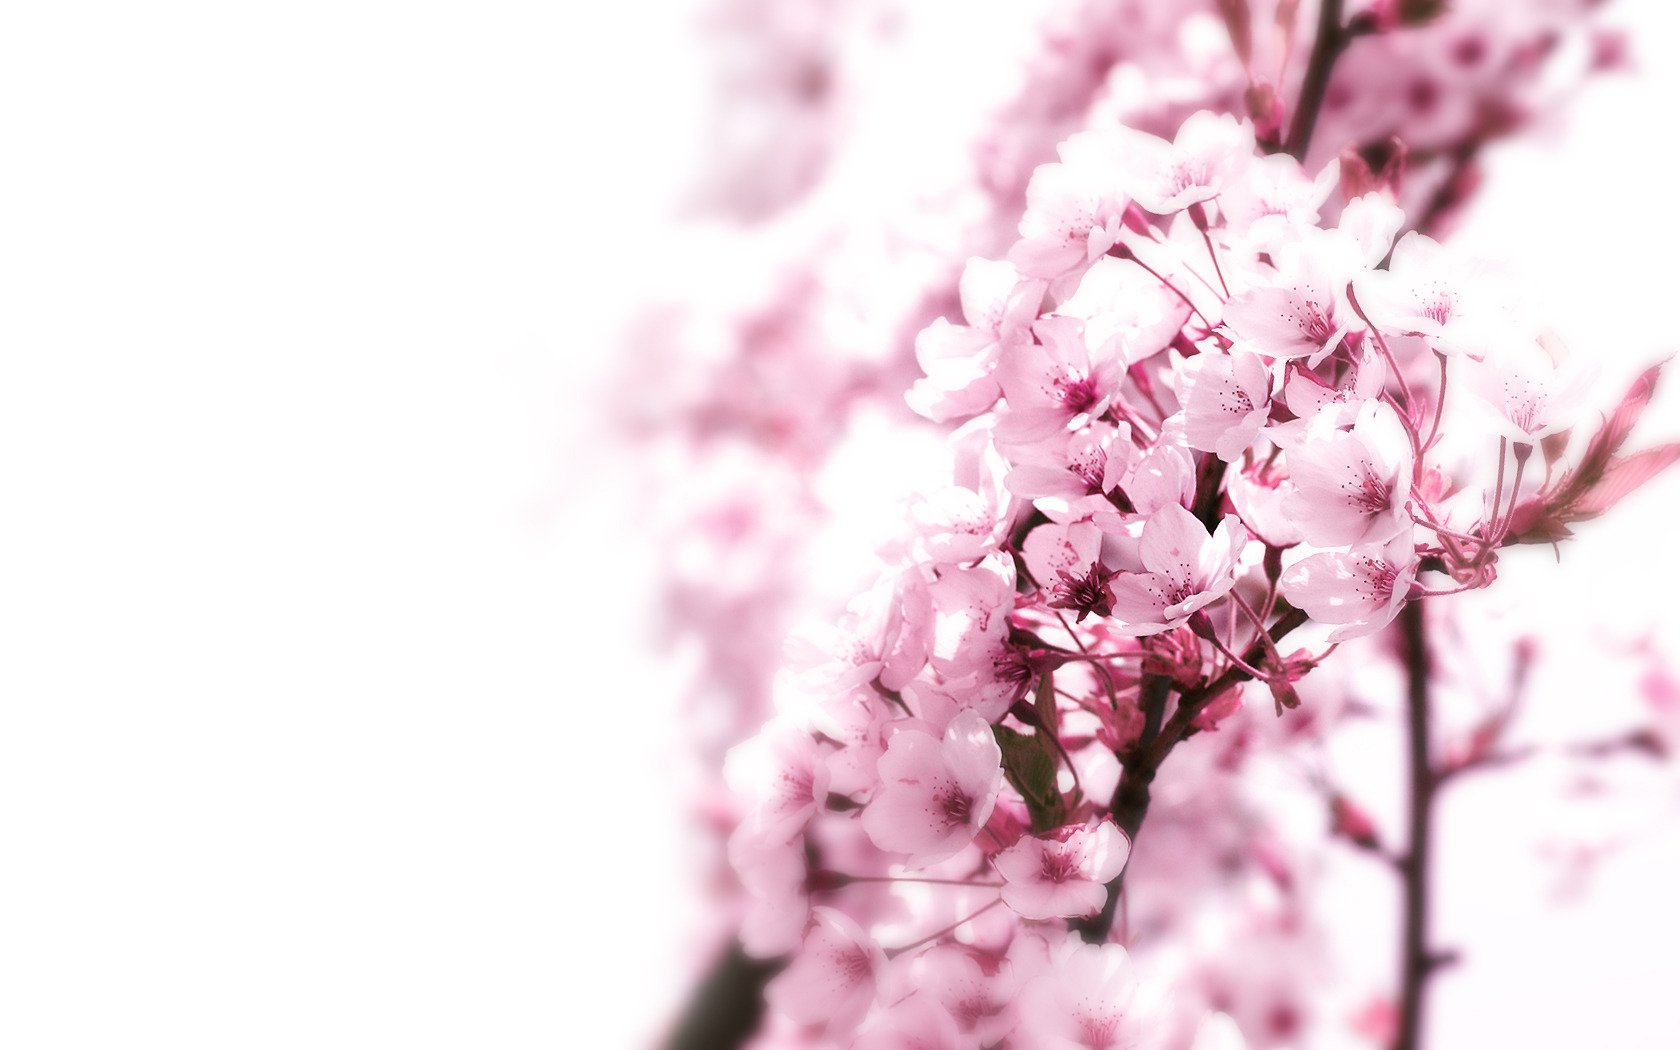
top-left (1227, 461), bottom-right (1303, 548)
top-left (908, 258), bottom-right (1045, 422)
top-left (1174, 350), bottom-right (1274, 461)
top-left (727, 830), bottom-right (810, 958)
top-left (1220, 153), bottom-right (1336, 243)
top-left (1222, 229), bottom-right (1366, 363)
top-left (1461, 329), bottom-right (1595, 443)
top-left (724, 717), bottom-right (832, 842)
top-left (850, 993), bottom-right (966, 1050)
top-left (1282, 400), bottom-right (1414, 548)
top-left (1022, 520), bottom-right (1105, 596)
top-left (765, 907), bottom-right (886, 1033)
top-left (1113, 110), bottom-right (1254, 215)
top-left (996, 316), bottom-right (1123, 445)
top-left (1054, 255), bottom-right (1194, 364)
top-left (1007, 422), bottom-right (1136, 523)
top-left (862, 710), bottom-right (1004, 868)
top-left (910, 440), bottom-right (1013, 565)
top-left (1120, 444), bottom-right (1197, 517)
top-left (1109, 504), bottom-right (1248, 635)
top-left (995, 820), bottom-right (1132, 919)
top-left (1281, 533), bottom-right (1419, 641)
top-left (917, 943), bottom-right (1021, 1043)
top-left (1016, 941), bottom-right (1152, 1050)
top-left (1353, 230), bottom-right (1507, 358)
top-left (1010, 130), bottom-right (1135, 278)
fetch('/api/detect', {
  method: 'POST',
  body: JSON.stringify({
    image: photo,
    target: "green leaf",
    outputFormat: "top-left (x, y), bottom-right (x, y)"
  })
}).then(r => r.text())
top-left (1034, 672), bottom-right (1060, 737)
top-left (992, 724), bottom-right (1066, 833)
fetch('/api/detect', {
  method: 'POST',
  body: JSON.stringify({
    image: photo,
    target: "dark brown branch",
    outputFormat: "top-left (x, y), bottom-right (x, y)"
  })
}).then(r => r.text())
top-left (1283, 0), bottom-right (1368, 160)
top-left (1070, 674), bottom-right (1172, 943)
top-left (1072, 607), bottom-right (1311, 944)
top-left (662, 942), bottom-right (781, 1050)
top-left (1394, 601), bottom-right (1436, 1050)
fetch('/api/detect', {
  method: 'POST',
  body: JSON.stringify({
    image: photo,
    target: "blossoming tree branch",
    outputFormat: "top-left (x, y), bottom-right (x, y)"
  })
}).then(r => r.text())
top-left (659, 2), bottom-right (1677, 1048)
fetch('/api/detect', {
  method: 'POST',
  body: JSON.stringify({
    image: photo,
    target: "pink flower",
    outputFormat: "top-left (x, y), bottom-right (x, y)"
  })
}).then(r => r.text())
top-left (724, 718), bottom-right (832, 842)
top-left (1280, 533), bottom-right (1419, 641)
top-left (1016, 941), bottom-right (1151, 1050)
top-left (1022, 520), bottom-right (1104, 593)
top-left (995, 820), bottom-right (1131, 919)
top-left (918, 944), bottom-right (1021, 1043)
top-left (996, 316), bottom-right (1123, 445)
top-left (851, 993), bottom-right (966, 1050)
top-left (1220, 153), bottom-right (1336, 243)
top-left (910, 438), bottom-right (1013, 565)
top-left (765, 907), bottom-right (886, 1033)
top-left (1109, 504), bottom-right (1248, 635)
top-left (1461, 329), bottom-right (1595, 443)
top-left (1006, 422), bottom-right (1137, 523)
top-left (727, 830), bottom-right (810, 958)
top-left (1113, 110), bottom-right (1254, 215)
top-left (1222, 229), bottom-right (1367, 363)
top-left (1282, 400), bottom-right (1414, 548)
top-left (862, 710), bottom-right (1004, 868)
top-left (908, 258), bottom-right (1046, 422)
top-left (1174, 350), bottom-right (1274, 461)
top-left (1352, 231), bottom-right (1505, 358)
top-left (1053, 255), bottom-right (1194, 365)
top-left (1227, 461), bottom-right (1303, 548)
top-left (1010, 130), bottom-right (1135, 278)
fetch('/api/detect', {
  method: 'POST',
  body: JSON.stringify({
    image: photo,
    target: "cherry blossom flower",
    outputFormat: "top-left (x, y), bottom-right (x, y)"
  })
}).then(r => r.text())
top-left (1006, 422), bottom-right (1136, 523)
top-left (1461, 329), bottom-right (1596, 443)
top-left (862, 710), bottom-right (1004, 868)
top-left (1023, 520), bottom-right (1105, 598)
top-left (1353, 231), bottom-right (1509, 358)
top-left (1174, 349), bottom-right (1273, 461)
top-left (917, 943), bottom-right (1022, 1044)
top-left (764, 907), bottom-right (886, 1033)
top-left (1227, 461), bottom-right (1303, 548)
top-left (723, 717), bottom-right (832, 842)
top-left (1282, 400), bottom-right (1414, 548)
top-left (1016, 940), bottom-right (1153, 1050)
top-left (996, 315), bottom-right (1123, 445)
top-left (995, 819), bottom-right (1132, 919)
top-left (1281, 533), bottom-right (1420, 641)
top-left (850, 993), bottom-right (966, 1050)
top-left (1010, 130), bottom-right (1135, 278)
top-left (1222, 228), bottom-right (1367, 363)
top-left (908, 258), bottom-right (1045, 422)
top-left (1220, 153), bottom-right (1337, 244)
top-left (727, 830), bottom-right (810, 957)
top-left (1053, 255), bottom-right (1194, 364)
top-left (1109, 504), bottom-right (1248, 635)
top-left (1113, 110), bottom-right (1254, 215)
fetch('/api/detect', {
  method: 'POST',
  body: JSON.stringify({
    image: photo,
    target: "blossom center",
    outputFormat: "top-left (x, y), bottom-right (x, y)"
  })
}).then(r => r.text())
top-left (1055, 371), bottom-right (1101, 414)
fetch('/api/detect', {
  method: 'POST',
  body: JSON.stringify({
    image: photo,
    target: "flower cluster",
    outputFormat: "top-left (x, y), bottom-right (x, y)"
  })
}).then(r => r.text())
top-left (639, 0), bottom-right (1621, 785)
top-left (724, 106), bottom-right (1675, 1048)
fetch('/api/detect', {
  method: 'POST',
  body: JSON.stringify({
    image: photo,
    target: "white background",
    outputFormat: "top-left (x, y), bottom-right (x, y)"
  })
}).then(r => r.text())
top-left (1, 2), bottom-right (1677, 1047)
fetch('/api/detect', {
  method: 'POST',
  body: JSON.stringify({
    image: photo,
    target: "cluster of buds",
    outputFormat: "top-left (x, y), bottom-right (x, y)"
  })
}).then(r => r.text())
top-left (724, 106), bottom-right (1676, 1048)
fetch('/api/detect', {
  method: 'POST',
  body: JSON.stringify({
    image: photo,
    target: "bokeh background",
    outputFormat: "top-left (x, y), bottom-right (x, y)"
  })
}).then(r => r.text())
top-left (3, 1), bottom-right (1678, 1047)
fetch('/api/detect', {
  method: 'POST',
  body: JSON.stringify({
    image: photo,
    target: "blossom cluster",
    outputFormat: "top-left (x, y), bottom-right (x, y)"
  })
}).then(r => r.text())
top-left (724, 106), bottom-right (1672, 1048)
top-left (639, 0), bottom-right (1621, 783)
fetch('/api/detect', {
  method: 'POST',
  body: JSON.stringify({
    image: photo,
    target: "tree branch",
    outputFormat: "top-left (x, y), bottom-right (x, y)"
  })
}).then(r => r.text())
top-left (661, 941), bottom-right (781, 1050)
top-left (1072, 606), bottom-right (1311, 944)
top-left (1394, 600), bottom-right (1437, 1050)
top-left (1284, 0), bottom-right (1360, 160)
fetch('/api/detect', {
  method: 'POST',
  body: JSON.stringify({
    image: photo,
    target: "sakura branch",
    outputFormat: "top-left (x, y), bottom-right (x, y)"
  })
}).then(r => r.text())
top-left (647, 2), bottom-right (1651, 1048)
top-left (712, 98), bottom-right (1680, 1048)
